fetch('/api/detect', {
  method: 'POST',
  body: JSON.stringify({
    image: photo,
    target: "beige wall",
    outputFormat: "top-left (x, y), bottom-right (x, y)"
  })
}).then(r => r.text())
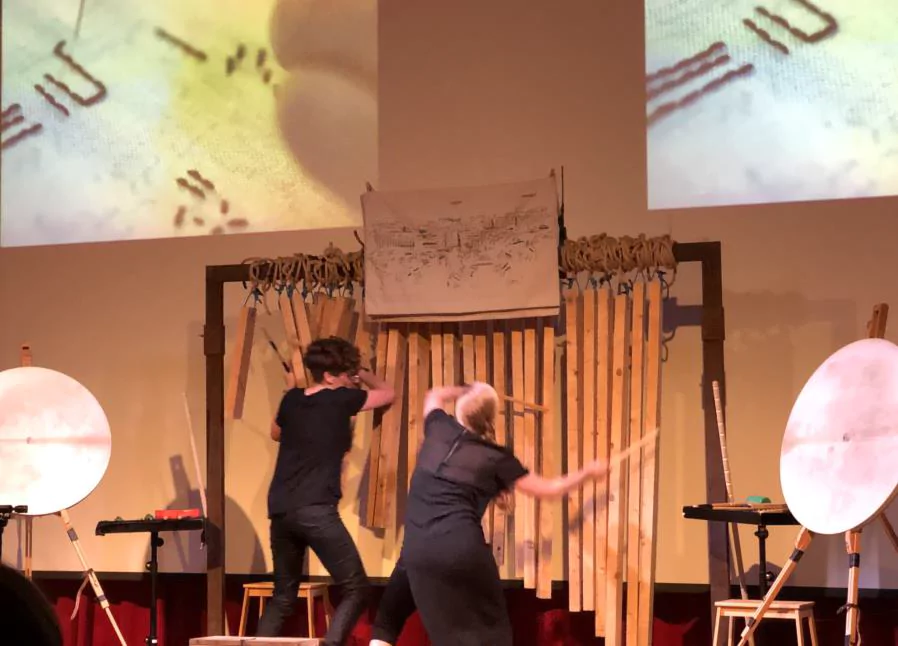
top-left (1, 0), bottom-right (897, 592)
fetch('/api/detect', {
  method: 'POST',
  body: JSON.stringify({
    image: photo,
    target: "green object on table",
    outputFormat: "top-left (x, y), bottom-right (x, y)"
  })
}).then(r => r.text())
top-left (746, 495), bottom-right (771, 504)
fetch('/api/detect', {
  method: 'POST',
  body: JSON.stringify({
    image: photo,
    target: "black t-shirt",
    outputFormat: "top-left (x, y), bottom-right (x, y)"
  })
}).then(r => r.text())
top-left (267, 386), bottom-right (368, 516)
top-left (404, 409), bottom-right (529, 536)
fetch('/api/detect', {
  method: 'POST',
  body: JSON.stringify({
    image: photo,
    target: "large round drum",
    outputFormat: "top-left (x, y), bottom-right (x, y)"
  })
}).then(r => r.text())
top-left (0, 367), bottom-right (112, 516)
top-left (781, 338), bottom-right (898, 535)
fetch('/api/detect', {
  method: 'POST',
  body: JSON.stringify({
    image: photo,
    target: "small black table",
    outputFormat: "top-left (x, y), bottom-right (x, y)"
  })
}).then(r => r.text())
top-left (682, 504), bottom-right (799, 597)
top-left (96, 517), bottom-right (206, 646)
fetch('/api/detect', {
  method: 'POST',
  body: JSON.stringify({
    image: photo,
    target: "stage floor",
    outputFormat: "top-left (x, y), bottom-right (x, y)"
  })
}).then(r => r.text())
top-left (190, 638), bottom-right (321, 645)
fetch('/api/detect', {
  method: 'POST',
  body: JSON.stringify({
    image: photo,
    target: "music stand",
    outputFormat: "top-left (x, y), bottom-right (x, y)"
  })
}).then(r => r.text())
top-left (736, 336), bottom-right (898, 646)
top-left (0, 366), bottom-right (127, 645)
top-left (97, 517), bottom-right (205, 646)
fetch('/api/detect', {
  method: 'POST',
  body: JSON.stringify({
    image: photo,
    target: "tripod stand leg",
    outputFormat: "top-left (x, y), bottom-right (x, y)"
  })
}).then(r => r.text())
top-left (880, 515), bottom-right (898, 553)
top-left (843, 530), bottom-right (862, 646)
top-left (58, 510), bottom-right (128, 646)
top-left (736, 526), bottom-right (813, 646)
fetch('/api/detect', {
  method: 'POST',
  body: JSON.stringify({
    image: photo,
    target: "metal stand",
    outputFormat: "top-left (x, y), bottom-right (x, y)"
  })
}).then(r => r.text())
top-left (736, 516), bottom-right (898, 646)
top-left (146, 531), bottom-right (164, 646)
top-left (0, 505), bottom-right (28, 556)
top-left (754, 524), bottom-right (772, 596)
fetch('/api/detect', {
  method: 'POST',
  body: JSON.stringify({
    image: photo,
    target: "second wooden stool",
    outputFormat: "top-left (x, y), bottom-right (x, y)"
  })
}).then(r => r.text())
top-left (238, 581), bottom-right (333, 638)
top-left (714, 599), bottom-right (818, 646)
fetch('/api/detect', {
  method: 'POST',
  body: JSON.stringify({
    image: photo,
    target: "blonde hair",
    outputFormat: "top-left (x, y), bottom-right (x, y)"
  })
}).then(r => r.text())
top-left (456, 382), bottom-right (499, 443)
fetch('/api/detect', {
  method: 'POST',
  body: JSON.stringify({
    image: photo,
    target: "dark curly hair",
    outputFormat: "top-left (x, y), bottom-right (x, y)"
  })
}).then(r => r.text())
top-left (303, 336), bottom-right (362, 383)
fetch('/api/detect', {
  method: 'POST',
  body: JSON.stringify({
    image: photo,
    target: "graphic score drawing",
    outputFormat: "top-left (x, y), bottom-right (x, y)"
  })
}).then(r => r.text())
top-left (362, 177), bottom-right (561, 322)
top-left (645, 0), bottom-right (898, 210)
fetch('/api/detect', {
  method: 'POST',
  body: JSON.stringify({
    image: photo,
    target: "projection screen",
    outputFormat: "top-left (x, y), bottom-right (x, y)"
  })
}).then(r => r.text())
top-left (645, 0), bottom-right (898, 210)
top-left (0, 0), bottom-right (377, 247)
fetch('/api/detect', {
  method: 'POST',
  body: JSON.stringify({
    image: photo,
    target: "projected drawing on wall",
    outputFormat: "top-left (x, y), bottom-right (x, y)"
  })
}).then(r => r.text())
top-left (645, 0), bottom-right (898, 210)
top-left (0, 0), bottom-right (376, 247)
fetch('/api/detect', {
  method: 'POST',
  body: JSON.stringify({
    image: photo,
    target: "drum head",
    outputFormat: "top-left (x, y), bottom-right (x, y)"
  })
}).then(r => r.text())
top-left (780, 338), bottom-right (898, 535)
top-left (0, 367), bottom-right (112, 516)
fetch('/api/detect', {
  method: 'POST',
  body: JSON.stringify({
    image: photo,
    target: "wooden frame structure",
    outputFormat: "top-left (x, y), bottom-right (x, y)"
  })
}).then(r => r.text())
top-left (202, 240), bottom-right (729, 639)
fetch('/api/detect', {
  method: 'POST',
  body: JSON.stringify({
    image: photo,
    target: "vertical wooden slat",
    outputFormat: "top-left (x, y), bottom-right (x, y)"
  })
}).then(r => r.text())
top-left (492, 320), bottom-right (510, 565)
top-left (523, 320), bottom-right (538, 589)
top-left (354, 301), bottom-right (373, 370)
top-left (365, 326), bottom-right (390, 527)
top-left (373, 327), bottom-right (408, 529)
top-left (595, 287), bottom-right (614, 636)
top-left (474, 322), bottom-right (493, 543)
top-left (536, 319), bottom-right (556, 599)
top-left (332, 297), bottom-right (354, 339)
top-left (278, 292), bottom-right (307, 387)
top-left (626, 282), bottom-right (647, 646)
top-left (307, 294), bottom-right (326, 340)
top-left (407, 326), bottom-right (431, 489)
top-left (442, 325), bottom-right (458, 415)
top-left (581, 289), bottom-right (598, 611)
top-left (637, 280), bottom-right (664, 646)
top-left (605, 292), bottom-right (632, 646)
top-left (291, 291), bottom-right (316, 385)
top-left (431, 324), bottom-right (444, 390)
top-left (225, 302), bottom-right (256, 420)
top-left (510, 319), bottom-right (526, 577)
top-left (563, 289), bottom-right (583, 611)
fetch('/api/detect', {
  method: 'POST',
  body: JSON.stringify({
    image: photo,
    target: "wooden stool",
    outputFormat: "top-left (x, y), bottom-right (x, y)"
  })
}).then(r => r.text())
top-left (714, 599), bottom-right (818, 646)
top-left (238, 581), bottom-right (333, 638)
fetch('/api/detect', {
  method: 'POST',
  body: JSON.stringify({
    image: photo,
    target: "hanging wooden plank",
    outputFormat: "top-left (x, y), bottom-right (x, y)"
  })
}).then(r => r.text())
top-left (431, 323), bottom-right (444, 390)
top-left (328, 296), bottom-right (354, 339)
top-left (492, 320), bottom-right (510, 565)
top-left (290, 291), bottom-right (316, 386)
top-left (373, 326), bottom-right (408, 529)
top-left (306, 295), bottom-right (324, 340)
top-left (510, 319), bottom-right (526, 577)
top-left (364, 326), bottom-right (390, 528)
top-left (536, 318), bottom-right (556, 599)
top-left (595, 286), bottom-right (614, 636)
top-left (636, 280), bottom-right (664, 646)
top-left (581, 288), bottom-right (598, 611)
top-left (625, 282), bottom-right (647, 646)
top-left (278, 291), bottom-right (307, 387)
top-left (475, 322), bottom-right (494, 544)
top-left (225, 301), bottom-right (257, 420)
top-left (442, 325), bottom-right (458, 415)
top-left (605, 292), bottom-right (632, 646)
top-left (354, 300), bottom-right (374, 370)
top-left (523, 320), bottom-right (538, 589)
top-left (563, 289), bottom-right (583, 611)
top-left (407, 325), bottom-right (430, 489)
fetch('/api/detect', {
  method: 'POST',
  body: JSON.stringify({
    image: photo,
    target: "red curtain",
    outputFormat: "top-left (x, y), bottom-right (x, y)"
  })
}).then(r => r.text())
top-left (34, 577), bottom-right (898, 646)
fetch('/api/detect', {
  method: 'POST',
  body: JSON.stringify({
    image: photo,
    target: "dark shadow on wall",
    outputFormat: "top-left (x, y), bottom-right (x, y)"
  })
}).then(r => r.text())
top-left (147, 455), bottom-right (266, 575)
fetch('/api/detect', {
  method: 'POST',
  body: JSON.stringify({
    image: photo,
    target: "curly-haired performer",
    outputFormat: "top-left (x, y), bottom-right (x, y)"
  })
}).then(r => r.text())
top-left (257, 336), bottom-right (395, 646)
top-left (370, 382), bottom-right (609, 646)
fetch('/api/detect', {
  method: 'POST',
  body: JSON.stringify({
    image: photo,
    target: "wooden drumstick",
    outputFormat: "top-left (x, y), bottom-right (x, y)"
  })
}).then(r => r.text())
top-left (182, 393), bottom-right (208, 518)
top-left (606, 427), bottom-right (660, 471)
top-left (501, 394), bottom-right (548, 412)
top-left (712, 380), bottom-right (749, 600)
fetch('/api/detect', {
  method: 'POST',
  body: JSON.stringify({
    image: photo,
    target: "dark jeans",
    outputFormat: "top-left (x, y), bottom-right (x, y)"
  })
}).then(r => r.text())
top-left (371, 557), bottom-right (416, 643)
top-left (256, 505), bottom-right (370, 645)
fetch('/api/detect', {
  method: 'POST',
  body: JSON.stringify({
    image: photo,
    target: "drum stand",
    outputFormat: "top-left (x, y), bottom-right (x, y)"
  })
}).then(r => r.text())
top-left (736, 514), bottom-right (898, 646)
top-left (58, 509), bottom-right (129, 646)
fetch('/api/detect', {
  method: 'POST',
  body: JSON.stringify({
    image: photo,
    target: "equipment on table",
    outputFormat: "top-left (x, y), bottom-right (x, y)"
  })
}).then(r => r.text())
top-left (96, 516), bottom-right (206, 646)
top-left (682, 503), bottom-right (799, 597)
